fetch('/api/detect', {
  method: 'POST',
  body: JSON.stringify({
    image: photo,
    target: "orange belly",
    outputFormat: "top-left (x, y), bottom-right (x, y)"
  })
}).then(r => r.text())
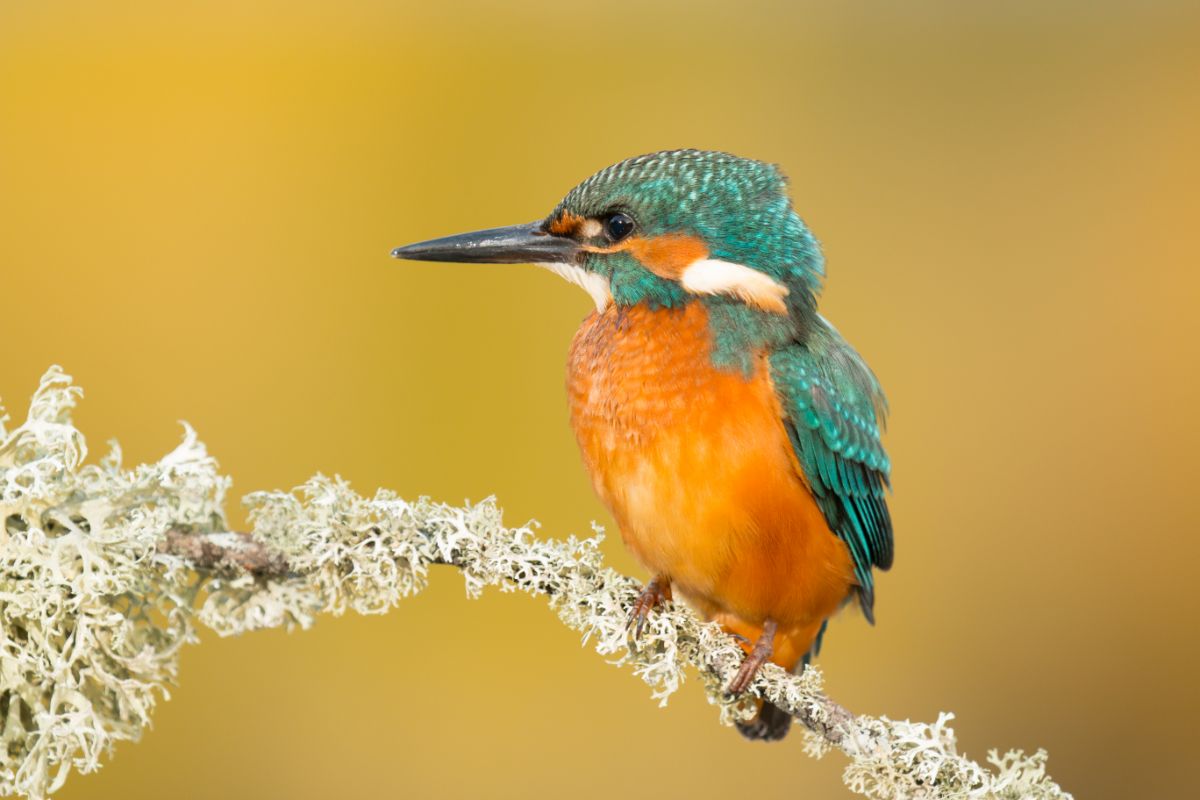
top-left (567, 302), bottom-right (856, 669)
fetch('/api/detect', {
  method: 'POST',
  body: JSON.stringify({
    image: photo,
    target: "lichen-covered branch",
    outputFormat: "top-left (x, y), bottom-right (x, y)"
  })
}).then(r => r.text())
top-left (158, 529), bottom-right (288, 576)
top-left (0, 368), bottom-right (1072, 800)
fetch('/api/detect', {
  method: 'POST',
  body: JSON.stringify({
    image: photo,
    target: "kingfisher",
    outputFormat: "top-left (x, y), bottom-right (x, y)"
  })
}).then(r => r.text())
top-left (392, 150), bottom-right (893, 741)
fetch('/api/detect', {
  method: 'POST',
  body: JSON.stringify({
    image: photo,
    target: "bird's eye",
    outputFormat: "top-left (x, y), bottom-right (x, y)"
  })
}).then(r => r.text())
top-left (604, 212), bottom-right (635, 242)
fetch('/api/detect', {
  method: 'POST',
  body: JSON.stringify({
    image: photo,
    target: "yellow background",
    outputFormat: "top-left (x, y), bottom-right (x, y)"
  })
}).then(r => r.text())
top-left (2, 2), bottom-right (1197, 798)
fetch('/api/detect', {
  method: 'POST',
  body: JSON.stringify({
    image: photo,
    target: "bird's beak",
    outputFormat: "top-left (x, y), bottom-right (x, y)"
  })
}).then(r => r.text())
top-left (391, 221), bottom-right (580, 265)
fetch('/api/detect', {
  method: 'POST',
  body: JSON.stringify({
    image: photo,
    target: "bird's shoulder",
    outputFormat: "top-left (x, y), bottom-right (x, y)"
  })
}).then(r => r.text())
top-left (768, 317), bottom-right (890, 477)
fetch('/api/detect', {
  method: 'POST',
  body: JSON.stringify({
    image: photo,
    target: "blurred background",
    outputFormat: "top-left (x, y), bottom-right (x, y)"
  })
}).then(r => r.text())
top-left (2, 1), bottom-right (1198, 798)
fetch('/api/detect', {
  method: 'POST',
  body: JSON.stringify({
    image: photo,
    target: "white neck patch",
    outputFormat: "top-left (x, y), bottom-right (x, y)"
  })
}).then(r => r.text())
top-left (680, 258), bottom-right (790, 314)
top-left (537, 262), bottom-right (612, 312)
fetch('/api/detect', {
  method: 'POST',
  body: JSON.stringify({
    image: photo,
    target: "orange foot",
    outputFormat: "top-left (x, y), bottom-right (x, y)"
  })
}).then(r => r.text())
top-left (626, 576), bottom-right (672, 639)
top-left (726, 619), bottom-right (777, 696)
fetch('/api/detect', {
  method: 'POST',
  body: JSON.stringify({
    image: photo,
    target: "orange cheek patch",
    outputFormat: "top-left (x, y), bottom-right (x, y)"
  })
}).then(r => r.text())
top-left (625, 234), bottom-right (709, 279)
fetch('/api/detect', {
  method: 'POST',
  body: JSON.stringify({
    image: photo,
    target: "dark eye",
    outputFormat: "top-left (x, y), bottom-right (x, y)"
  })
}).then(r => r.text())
top-left (604, 212), bottom-right (635, 242)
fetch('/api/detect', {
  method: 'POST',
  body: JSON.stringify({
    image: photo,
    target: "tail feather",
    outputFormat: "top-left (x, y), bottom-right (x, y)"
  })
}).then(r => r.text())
top-left (735, 699), bottom-right (793, 741)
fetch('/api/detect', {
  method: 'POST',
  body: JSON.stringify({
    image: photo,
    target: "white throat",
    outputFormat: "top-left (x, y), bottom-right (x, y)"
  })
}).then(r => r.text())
top-left (536, 262), bottom-right (612, 312)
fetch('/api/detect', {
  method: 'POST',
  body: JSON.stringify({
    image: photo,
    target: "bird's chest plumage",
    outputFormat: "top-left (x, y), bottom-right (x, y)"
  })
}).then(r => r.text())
top-left (566, 302), bottom-right (854, 628)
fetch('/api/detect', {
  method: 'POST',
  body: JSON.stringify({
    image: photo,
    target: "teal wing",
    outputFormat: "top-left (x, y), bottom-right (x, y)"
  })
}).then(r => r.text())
top-left (769, 321), bottom-right (893, 621)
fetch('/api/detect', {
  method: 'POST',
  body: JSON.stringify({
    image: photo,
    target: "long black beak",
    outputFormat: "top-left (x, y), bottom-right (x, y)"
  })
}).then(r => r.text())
top-left (391, 221), bottom-right (580, 265)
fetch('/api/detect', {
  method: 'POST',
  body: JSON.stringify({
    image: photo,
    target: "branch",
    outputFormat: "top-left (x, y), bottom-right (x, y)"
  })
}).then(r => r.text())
top-left (161, 526), bottom-right (858, 742)
top-left (0, 367), bottom-right (1072, 800)
top-left (159, 529), bottom-right (288, 576)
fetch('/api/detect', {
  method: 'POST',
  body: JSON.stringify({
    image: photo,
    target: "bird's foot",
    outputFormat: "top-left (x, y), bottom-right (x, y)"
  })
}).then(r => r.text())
top-left (626, 576), bottom-right (672, 639)
top-left (725, 619), bottom-right (778, 696)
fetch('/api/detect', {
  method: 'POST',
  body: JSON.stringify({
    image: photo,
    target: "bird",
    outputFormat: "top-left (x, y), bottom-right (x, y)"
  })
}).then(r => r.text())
top-left (391, 149), bottom-right (893, 741)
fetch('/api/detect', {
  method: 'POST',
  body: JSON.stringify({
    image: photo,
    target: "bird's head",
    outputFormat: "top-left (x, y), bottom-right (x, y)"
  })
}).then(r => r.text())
top-left (392, 149), bottom-right (825, 320)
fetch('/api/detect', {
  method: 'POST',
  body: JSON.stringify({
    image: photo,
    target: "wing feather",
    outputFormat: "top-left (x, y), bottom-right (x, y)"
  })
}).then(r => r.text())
top-left (770, 319), bottom-right (893, 620)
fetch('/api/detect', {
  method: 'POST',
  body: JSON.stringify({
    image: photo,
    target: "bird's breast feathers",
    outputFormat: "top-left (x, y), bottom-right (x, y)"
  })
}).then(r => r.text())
top-left (566, 301), bottom-right (856, 627)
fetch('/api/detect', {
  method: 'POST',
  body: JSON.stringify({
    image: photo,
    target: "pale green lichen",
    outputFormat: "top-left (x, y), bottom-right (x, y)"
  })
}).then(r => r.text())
top-left (0, 368), bottom-right (226, 798)
top-left (0, 368), bottom-right (1072, 800)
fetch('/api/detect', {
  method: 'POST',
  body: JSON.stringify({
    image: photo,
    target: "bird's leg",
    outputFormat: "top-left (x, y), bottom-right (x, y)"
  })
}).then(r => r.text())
top-left (626, 575), bottom-right (672, 639)
top-left (726, 619), bottom-right (778, 696)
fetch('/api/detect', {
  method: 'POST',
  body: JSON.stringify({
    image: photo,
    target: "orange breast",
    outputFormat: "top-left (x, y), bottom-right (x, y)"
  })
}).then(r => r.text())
top-left (567, 302), bottom-right (856, 666)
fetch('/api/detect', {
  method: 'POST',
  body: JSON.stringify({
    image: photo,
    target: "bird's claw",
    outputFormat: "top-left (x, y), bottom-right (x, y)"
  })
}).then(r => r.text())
top-left (725, 650), bottom-right (769, 696)
top-left (626, 577), bottom-right (672, 639)
top-left (724, 619), bottom-right (778, 697)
